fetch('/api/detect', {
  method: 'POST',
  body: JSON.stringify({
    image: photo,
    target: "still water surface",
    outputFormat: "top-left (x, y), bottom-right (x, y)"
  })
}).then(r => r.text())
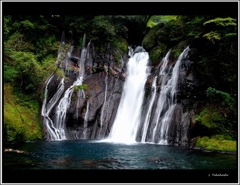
top-left (3, 139), bottom-right (237, 170)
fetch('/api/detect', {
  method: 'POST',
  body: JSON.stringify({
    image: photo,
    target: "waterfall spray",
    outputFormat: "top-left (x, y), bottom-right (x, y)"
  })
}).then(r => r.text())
top-left (141, 76), bottom-right (157, 142)
top-left (150, 46), bottom-right (190, 144)
top-left (105, 47), bottom-right (149, 144)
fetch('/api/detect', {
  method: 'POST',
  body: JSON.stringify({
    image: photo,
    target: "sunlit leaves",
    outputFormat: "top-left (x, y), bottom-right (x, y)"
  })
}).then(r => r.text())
top-left (203, 31), bottom-right (221, 43)
top-left (203, 17), bottom-right (237, 27)
top-left (206, 87), bottom-right (235, 111)
top-left (20, 20), bottom-right (35, 29)
top-left (93, 16), bottom-right (116, 37)
top-left (203, 17), bottom-right (237, 43)
top-left (147, 15), bottom-right (177, 28)
top-left (4, 32), bottom-right (34, 52)
top-left (8, 51), bottom-right (42, 92)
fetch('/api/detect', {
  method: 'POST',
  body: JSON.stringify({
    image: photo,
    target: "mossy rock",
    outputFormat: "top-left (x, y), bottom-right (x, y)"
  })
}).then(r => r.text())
top-left (194, 108), bottom-right (226, 130)
top-left (195, 136), bottom-right (236, 152)
top-left (143, 23), bottom-right (163, 51)
top-left (4, 84), bottom-right (43, 142)
top-left (149, 44), bottom-right (168, 66)
top-left (171, 40), bottom-right (190, 60)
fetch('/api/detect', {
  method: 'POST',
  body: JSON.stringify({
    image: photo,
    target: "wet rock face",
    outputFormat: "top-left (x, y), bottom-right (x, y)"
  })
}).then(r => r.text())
top-left (136, 57), bottom-right (198, 147)
top-left (45, 45), bottom-right (199, 147)
top-left (45, 75), bottom-right (64, 102)
top-left (65, 73), bottom-right (123, 139)
top-left (178, 59), bottom-right (199, 100)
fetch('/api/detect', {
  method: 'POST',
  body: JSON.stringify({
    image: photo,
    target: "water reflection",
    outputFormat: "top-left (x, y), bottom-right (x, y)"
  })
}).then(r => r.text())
top-left (3, 140), bottom-right (237, 170)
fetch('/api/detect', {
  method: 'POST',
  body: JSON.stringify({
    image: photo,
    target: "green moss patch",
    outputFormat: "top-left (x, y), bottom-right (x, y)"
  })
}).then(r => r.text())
top-left (195, 136), bottom-right (236, 152)
top-left (194, 107), bottom-right (226, 129)
top-left (149, 45), bottom-right (168, 65)
top-left (4, 84), bottom-right (43, 142)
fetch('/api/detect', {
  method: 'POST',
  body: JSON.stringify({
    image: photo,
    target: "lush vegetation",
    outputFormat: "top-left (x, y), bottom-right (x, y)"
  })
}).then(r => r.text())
top-left (143, 15), bottom-right (237, 152)
top-left (195, 136), bottom-right (236, 153)
top-left (4, 84), bottom-right (43, 142)
top-left (3, 15), bottom-right (237, 152)
top-left (3, 15), bottom-right (149, 142)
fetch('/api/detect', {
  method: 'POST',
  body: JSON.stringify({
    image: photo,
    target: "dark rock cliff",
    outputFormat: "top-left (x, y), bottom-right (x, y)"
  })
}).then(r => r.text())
top-left (43, 45), bottom-right (200, 147)
top-left (66, 73), bottom-right (123, 139)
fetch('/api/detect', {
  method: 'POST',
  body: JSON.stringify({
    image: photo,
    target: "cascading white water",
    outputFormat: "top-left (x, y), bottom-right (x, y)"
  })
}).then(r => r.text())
top-left (128, 46), bottom-right (134, 57)
top-left (44, 34), bottom-right (191, 144)
top-left (41, 76), bottom-right (65, 140)
top-left (105, 47), bottom-right (149, 144)
top-left (150, 46), bottom-right (190, 144)
top-left (158, 104), bottom-right (176, 144)
top-left (83, 101), bottom-right (90, 139)
top-left (54, 46), bottom-right (87, 140)
top-left (42, 32), bottom-right (94, 141)
top-left (41, 75), bottom-right (57, 140)
top-left (151, 51), bottom-right (172, 142)
top-left (100, 73), bottom-right (108, 127)
top-left (96, 73), bottom-right (109, 139)
top-left (141, 76), bottom-right (157, 142)
top-left (65, 46), bottom-right (74, 75)
top-left (56, 31), bottom-right (65, 66)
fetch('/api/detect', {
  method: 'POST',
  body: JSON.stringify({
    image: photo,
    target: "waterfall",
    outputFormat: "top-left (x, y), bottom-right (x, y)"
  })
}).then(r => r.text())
top-left (56, 31), bottom-right (65, 66)
top-left (54, 86), bottom-right (73, 140)
top-left (150, 46), bottom-right (190, 144)
top-left (65, 46), bottom-right (74, 75)
top-left (105, 47), bottom-right (149, 144)
top-left (82, 33), bottom-right (86, 49)
top-left (41, 76), bottom-right (65, 140)
top-left (158, 104), bottom-right (176, 144)
top-left (96, 73), bottom-right (109, 139)
top-left (83, 101), bottom-right (90, 139)
top-left (41, 33), bottom-right (89, 141)
top-left (41, 75), bottom-right (57, 140)
top-left (54, 45), bottom-right (87, 140)
top-left (43, 33), bottom-right (191, 144)
top-left (100, 73), bottom-right (108, 127)
top-left (151, 51), bottom-right (172, 142)
top-left (141, 76), bottom-right (157, 142)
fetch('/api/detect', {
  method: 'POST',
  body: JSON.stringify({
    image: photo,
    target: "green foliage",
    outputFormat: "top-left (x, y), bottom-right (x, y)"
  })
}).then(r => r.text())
top-left (203, 31), bottom-right (221, 43)
top-left (212, 134), bottom-right (233, 141)
top-left (149, 45), bottom-right (167, 65)
top-left (8, 51), bottom-right (41, 93)
top-left (143, 24), bottom-right (159, 51)
top-left (186, 16), bottom-right (206, 39)
top-left (147, 15), bottom-right (177, 28)
top-left (194, 102), bottom-right (237, 140)
top-left (3, 14), bottom-right (237, 144)
top-left (3, 15), bottom-right (64, 142)
top-left (20, 20), bottom-right (35, 29)
top-left (195, 136), bottom-right (236, 152)
top-left (194, 108), bottom-right (223, 129)
top-left (224, 33), bottom-right (236, 38)
top-left (74, 84), bottom-right (88, 91)
top-left (92, 67), bottom-right (97, 73)
top-left (4, 64), bottom-right (17, 83)
top-left (93, 16), bottom-right (116, 37)
top-left (35, 35), bottom-right (59, 60)
top-left (4, 32), bottom-right (34, 52)
top-left (203, 17), bottom-right (237, 44)
top-left (171, 40), bottom-right (190, 59)
top-left (203, 17), bottom-right (237, 27)
top-left (206, 87), bottom-right (235, 111)
top-left (4, 84), bottom-right (43, 142)
top-left (4, 16), bottom-right (11, 37)
top-left (109, 38), bottom-right (128, 66)
top-left (143, 15), bottom-right (237, 103)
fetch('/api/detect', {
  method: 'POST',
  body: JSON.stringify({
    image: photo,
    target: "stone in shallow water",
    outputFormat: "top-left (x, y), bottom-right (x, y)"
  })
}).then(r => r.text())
top-left (4, 148), bottom-right (26, 154)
